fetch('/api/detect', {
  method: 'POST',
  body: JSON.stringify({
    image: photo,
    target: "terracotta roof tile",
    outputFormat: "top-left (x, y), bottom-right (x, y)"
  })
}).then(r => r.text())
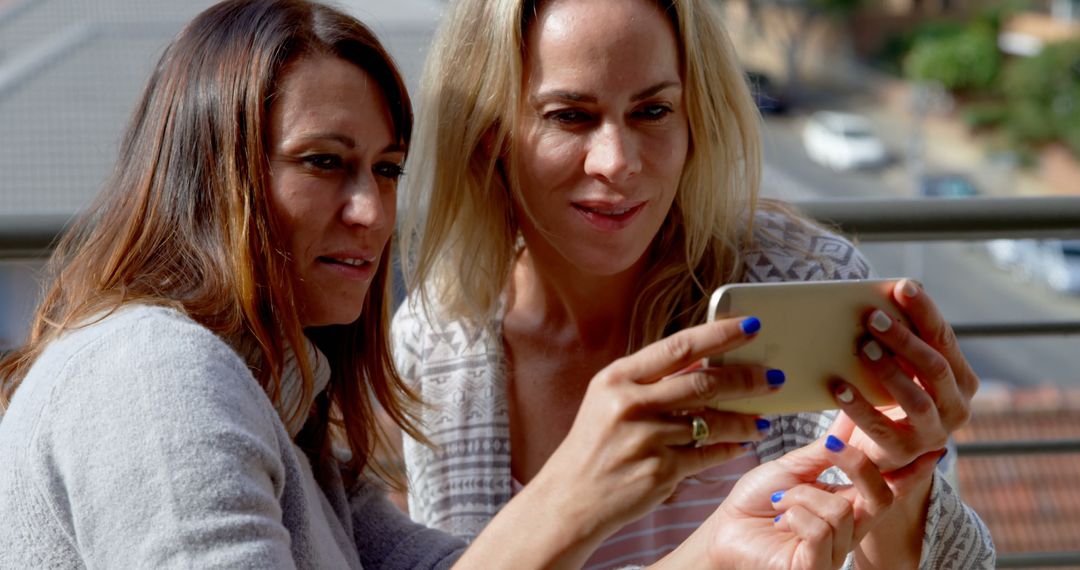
top-left (955, 384), bottom-right (1080, 556)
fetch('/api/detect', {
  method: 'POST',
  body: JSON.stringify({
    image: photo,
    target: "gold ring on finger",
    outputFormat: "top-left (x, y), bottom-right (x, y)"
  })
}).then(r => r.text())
top-left (691, 415), bottom-right (709, 447)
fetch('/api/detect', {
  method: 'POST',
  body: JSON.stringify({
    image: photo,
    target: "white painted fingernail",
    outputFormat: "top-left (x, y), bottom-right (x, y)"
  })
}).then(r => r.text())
top-left (835, 385), bottom-right (855, 404)
top-left (862, 340), bottom-right (883, 362)
top-left (870, 310), bottom-right (892, 333)
top-left (902, 280), bottom-right (919, 298)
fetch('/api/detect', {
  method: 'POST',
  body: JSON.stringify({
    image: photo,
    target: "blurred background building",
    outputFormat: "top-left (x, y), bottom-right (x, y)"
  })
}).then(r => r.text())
top-left (0, 0), bottom-right (442, 345)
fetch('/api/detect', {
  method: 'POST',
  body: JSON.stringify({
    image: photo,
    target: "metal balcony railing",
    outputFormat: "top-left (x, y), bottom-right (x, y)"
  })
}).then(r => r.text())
top-left (795, 196), bottom-right (1080, 568)
top-left (4, 196), bottom-right (1080, 566)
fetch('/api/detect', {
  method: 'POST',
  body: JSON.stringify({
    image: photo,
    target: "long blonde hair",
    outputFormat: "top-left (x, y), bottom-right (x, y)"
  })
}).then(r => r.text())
top-left (401, 0), bottom-right (763, 349)
top-left (0, 0), bottom-right (422, 486)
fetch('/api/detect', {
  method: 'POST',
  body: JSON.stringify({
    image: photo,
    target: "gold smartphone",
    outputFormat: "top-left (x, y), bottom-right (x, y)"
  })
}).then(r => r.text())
top-left (706, 279), bottom-right (911, 415)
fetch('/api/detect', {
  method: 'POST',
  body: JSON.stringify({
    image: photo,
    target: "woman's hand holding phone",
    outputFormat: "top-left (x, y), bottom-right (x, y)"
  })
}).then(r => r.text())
top-left (493, 316), bottom-right (782, 568)
top-left (536, 315), bottom-right (779, 523)
top-left (829, 279), bottom-right (979, 473)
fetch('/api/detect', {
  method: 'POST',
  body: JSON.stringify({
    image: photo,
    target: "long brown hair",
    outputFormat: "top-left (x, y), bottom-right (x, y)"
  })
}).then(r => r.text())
top-left (0, 0), bottom-right (421, 486)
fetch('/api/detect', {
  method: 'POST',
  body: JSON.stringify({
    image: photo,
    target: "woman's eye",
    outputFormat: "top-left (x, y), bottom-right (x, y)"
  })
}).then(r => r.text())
top-left (374, 161), bottom-right (405, 180)
top-left (301, 154), bottom-right (344, 171)
top-left (634, 104), bottom-right (673, 121)
top-left (545, 109), bottom-right (593, 125)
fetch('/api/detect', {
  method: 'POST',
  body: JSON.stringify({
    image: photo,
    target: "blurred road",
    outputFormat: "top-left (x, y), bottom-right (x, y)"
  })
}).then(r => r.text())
top-left (760, 115), bottom-right (1080, 387)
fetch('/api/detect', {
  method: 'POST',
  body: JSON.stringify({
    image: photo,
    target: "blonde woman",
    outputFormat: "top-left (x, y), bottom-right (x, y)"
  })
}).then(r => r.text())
top-left (395, 0), bottom-right (995, 567)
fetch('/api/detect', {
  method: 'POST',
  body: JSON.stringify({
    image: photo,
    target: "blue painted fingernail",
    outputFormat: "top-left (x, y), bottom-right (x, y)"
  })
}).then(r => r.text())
top-left (937, 449), bottom-right (949, 465)
top-left (740, 441), bottom-right (754, 449)
top-left (825, 435), bottom-right (846, 452)
top-left (740, 317), bottom-right (761, 335)
top-left (771, 490), bottom-right (785, 503)
top-left (766, 369), bottom-right (786, 387)
top-left (756, 418), bottom-right (771, 432)
top-left (774, 514), bottom-right (782, 523)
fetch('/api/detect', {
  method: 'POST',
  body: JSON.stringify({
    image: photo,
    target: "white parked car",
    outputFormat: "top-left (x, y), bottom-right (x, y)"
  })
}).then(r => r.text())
top-left (802, 111), bottom-right (888, 171)
top-left (986, 239), bottom-right (1045, 282)
top-left (986, 239), bottom-right (1080, 294)
top-left (1042, 240), bottom-right (1080, 294)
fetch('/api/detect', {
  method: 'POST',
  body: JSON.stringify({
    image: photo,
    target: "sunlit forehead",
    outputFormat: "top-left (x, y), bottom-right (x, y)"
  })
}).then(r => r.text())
top-left (525, 0), bottom-right (682, 105)
top-left (269, 55), bottom-right (397, 158)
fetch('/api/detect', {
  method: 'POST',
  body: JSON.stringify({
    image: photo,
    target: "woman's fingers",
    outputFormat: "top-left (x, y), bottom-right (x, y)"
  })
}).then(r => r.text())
top-left (862, 307), bottom-right (968, 431)
top-left (891, 280), bottom-right (979, 399)
top-left (828, 382), bottom-right (912, 467)
top-left (656, 409), bottom-right (770, 447)
top-left (768, 437), bottom-right (897, 567)
top-left (815, 435), bottom-right (895, 540)
top-left (773, 484), bottom-right (854, 568)
top-left (641, 364), bottom-right (781, 413)
top-left (776, 504), bottom-right (841, 569)
top-left (599, 316), bottom-right (761, 387)
top-left (885, 280), bottom-right (980, 427)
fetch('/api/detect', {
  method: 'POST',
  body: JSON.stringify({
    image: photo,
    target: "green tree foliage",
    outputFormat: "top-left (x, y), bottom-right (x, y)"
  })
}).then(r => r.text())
top-left (1001, 41), bottom-right (1080, 156)
top-left (904, 24), bottom-right (1001, 91)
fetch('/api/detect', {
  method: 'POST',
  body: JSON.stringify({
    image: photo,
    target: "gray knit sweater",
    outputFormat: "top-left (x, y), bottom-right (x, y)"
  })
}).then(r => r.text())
top-left (0, 305), bottom-right (465, 569)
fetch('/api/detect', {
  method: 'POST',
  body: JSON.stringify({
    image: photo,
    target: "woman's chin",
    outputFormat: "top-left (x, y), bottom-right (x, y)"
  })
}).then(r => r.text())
top-left (564, 250), bottom-right (649, 278)
top-left (299, 304), bottom-right (366, 328)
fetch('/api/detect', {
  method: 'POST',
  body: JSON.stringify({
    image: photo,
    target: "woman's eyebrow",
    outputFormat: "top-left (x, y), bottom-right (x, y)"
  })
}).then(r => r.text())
top-left (531, 80), bottom-right (681, 105)
top-left (287, 133), bottom-right (356, 148)
top-left (631, 80), bottom-right (681, 102)
top-left (531, 90), bottom-right (596, 104)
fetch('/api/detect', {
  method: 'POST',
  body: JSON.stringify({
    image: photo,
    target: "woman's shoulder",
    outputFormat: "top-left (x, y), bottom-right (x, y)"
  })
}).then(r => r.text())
top-left (745, 205), bottom-right (872, 282)
top-left (19, 304), bottom-right (264, 424)
top-left (49, 304), bottom-right (247, 378)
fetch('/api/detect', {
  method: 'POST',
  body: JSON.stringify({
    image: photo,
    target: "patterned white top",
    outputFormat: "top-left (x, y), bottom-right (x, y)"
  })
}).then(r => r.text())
top-left (393, 209), bottom-right (995, 569)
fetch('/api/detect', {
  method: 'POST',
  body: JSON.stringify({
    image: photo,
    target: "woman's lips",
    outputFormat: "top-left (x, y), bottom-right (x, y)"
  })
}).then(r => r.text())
top-left (317, 254), bottom-right (377, 280)
top-left (571, 201), bottom-right (646, 231)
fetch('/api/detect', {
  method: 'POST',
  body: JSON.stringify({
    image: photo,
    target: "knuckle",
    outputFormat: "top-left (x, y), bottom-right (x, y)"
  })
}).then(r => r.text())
top-left (899, 435), bottom-right (923, 459)
top-left (930, 324), bottom-right (958, 351)
top-left (662, 334), bottom-right (693, 363)
top-left (609, 390), bottom-right (642, 416)
top-left (865, 422), bottom-right (897, 449)
top-left (952, 403), bottom-right (972, 427)
top-left (908, 394), bottom-right (937, 418)
top-left (690, 372), bottom-right (717, 401)
top-left (964, 372), bottom-right (981, 398)
top-left (807, 519), bottom-right (831, 543)
top-left (740, 367), bottom-right (758, 393)
top-left (648, 459), bottom-right (678, 487)
top-left (593, 367), bottom-right (621, 389)
top-left (923, 353), bottom-right (952, 382)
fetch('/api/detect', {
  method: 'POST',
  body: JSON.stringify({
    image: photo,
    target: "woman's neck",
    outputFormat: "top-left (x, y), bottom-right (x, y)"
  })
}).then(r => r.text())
top-left (507, 245), bottom-right (646, 352)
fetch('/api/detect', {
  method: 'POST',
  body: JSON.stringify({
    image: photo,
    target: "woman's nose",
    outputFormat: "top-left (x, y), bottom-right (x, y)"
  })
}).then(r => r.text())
top-left (341, 174), bottom-right (391, 230)
top-left (584, 123), bottom-right (641, 185)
